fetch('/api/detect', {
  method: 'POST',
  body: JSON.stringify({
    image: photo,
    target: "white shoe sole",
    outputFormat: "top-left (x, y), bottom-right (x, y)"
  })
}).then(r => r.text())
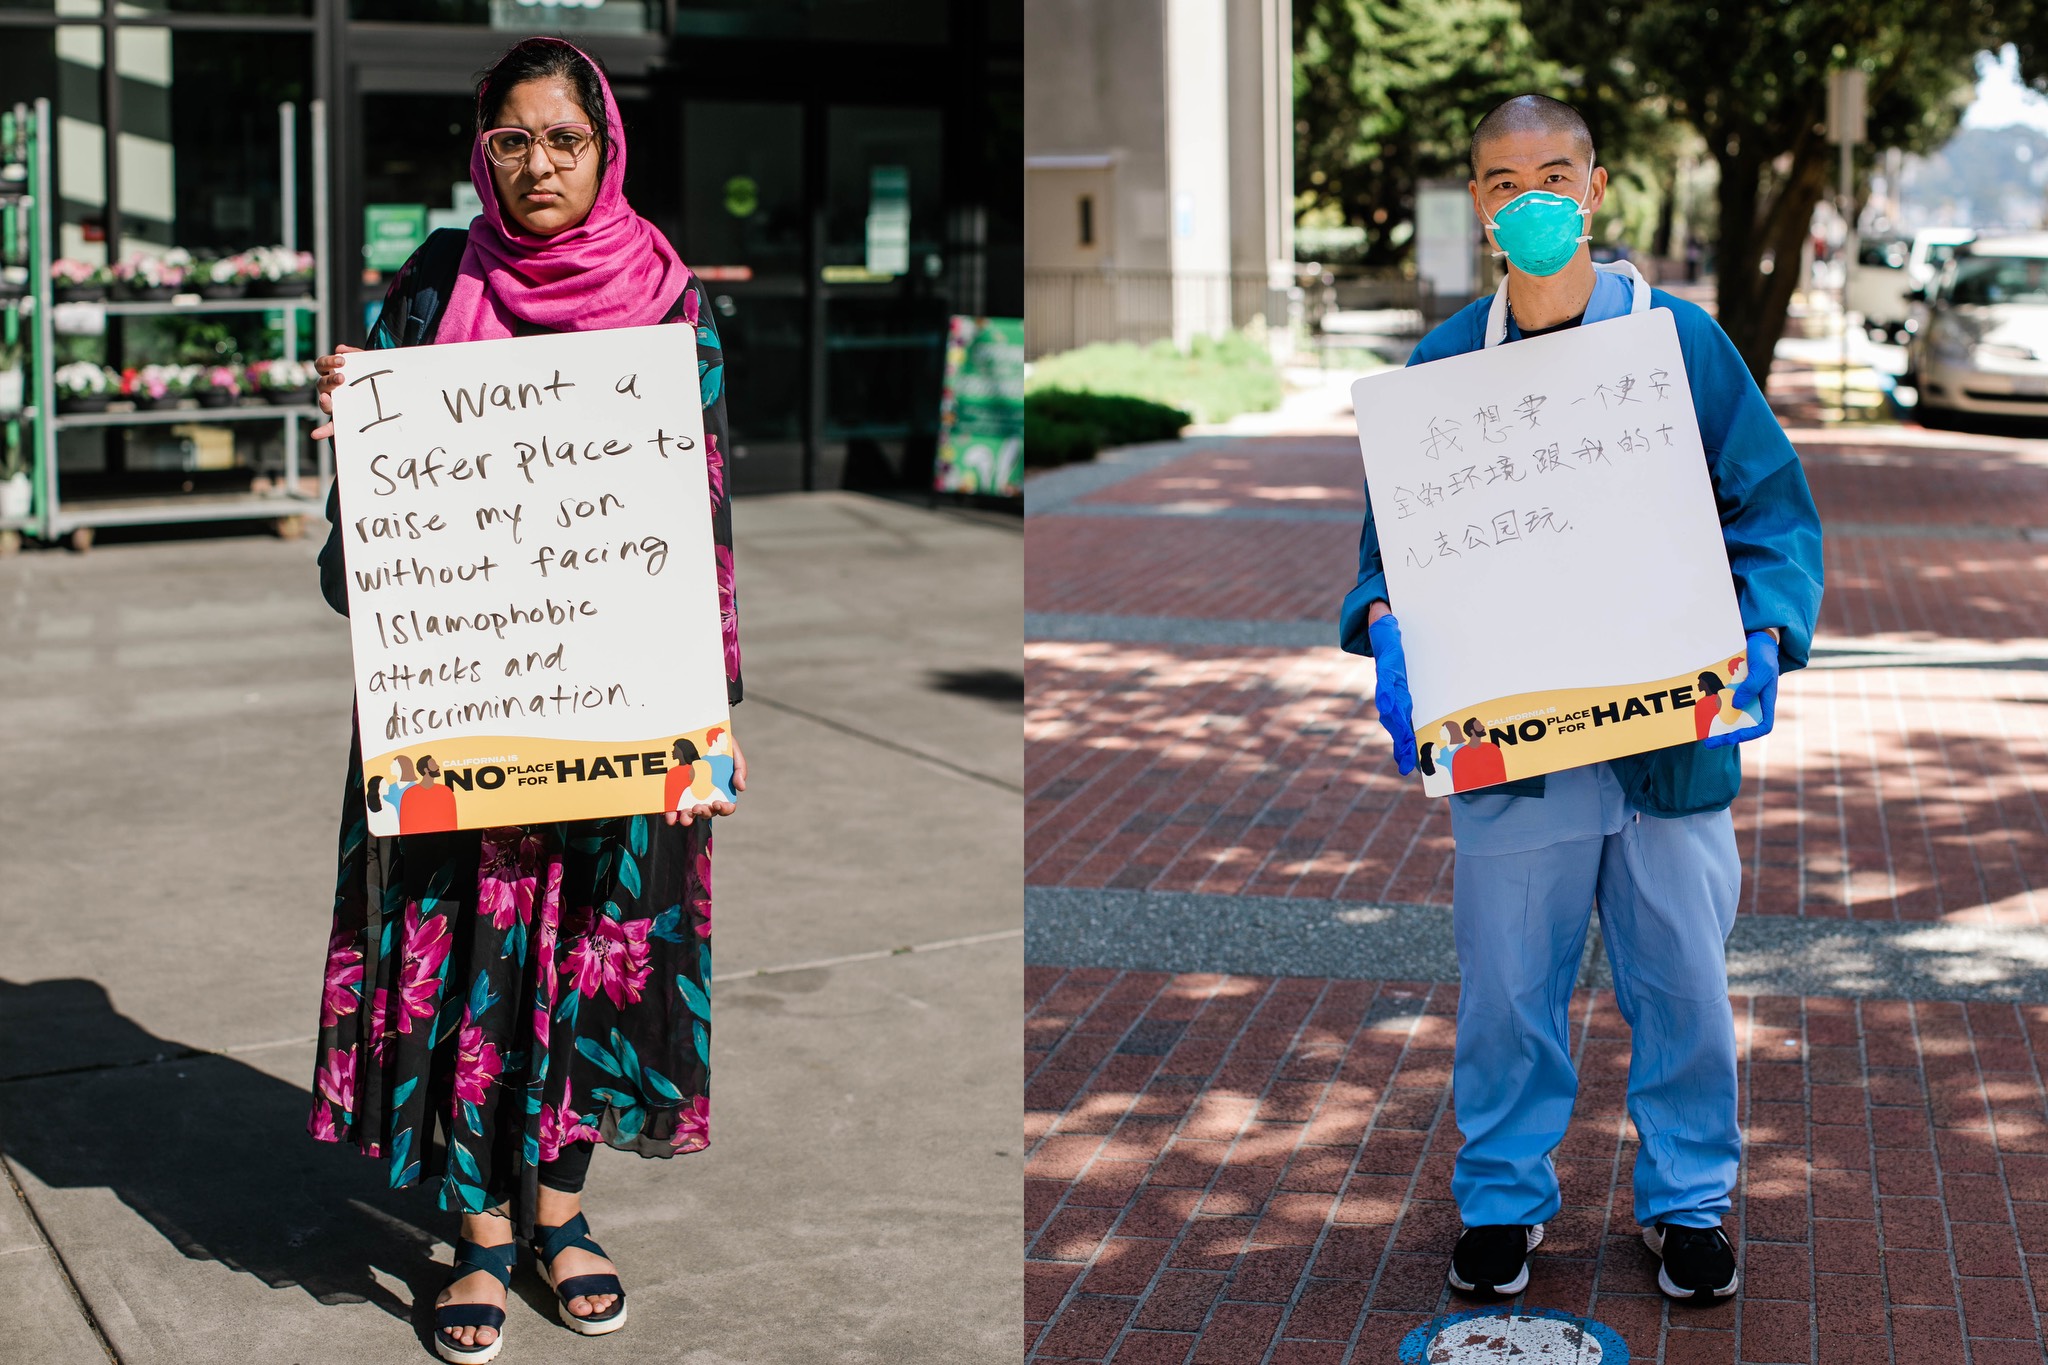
top-left (557, 1298), bottom-right (629, 1336)
top-left (540, 1258), bottom-right (629, 1338)
top-left (1446, 1223), bottom-right (1546, 1295)
top-left (1643, 1226), bottom-right (1739, 1299)
top-left (433, 1330), bottom-right (505, 1364)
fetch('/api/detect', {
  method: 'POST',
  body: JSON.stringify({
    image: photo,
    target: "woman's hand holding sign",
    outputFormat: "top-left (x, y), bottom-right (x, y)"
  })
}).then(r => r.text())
top-left (310, 344), bottom-right (365, 444)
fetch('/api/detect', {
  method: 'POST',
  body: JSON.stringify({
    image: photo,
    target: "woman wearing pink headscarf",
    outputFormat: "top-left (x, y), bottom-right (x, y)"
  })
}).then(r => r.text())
top-left (306, 38), bottom-right (741, 1363)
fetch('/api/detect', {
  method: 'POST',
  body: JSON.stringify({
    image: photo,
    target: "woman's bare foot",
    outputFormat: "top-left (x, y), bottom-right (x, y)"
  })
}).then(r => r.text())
top-left (437, 1210), bottom-right (514, 1350)
top-left (535, 1187), bottom-right (620, 1320)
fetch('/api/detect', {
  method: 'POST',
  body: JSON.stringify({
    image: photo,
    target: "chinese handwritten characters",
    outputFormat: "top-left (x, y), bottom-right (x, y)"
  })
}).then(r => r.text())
top-left (1382, 366), bottom-right (1679, 573)
top-left (1349, 307), bottom-right (1746, 761)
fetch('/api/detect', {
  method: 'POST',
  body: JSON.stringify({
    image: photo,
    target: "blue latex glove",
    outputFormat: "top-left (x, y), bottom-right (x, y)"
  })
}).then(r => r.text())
top-left (1702, 630), bottom-right (1779, 748)
top-left (1367, 614), bottom-right (1418, 774)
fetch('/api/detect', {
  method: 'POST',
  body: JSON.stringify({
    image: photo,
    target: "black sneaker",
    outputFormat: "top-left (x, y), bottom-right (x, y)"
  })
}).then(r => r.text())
top-left (1643, 1223), bottom-right (1739, 1301)
top-left (1446, 1222), bottom-right (1544, 1296)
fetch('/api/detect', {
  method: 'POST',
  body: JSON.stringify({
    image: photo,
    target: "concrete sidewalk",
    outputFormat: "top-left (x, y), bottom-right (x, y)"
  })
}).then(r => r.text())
top-left (1024, 402), bottom-right (2048, 1360)
top-left (0, 491), bottom-right (1022, 1364)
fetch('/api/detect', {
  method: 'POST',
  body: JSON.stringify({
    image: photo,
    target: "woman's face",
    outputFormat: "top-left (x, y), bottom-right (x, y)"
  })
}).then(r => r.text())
top-left (485, 77), bottom-right (602, 237)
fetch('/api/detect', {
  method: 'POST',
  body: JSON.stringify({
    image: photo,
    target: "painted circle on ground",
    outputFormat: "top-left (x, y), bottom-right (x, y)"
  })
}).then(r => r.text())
top-left (1398, 1307), bottom-right (1630, 1363)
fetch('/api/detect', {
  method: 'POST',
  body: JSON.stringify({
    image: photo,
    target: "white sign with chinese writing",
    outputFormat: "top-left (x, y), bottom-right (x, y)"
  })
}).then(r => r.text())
top-left (1350, 307), bottom-right (1747, 787)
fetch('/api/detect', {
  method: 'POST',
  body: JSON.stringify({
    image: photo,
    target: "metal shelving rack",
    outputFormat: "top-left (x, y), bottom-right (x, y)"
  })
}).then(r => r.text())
top-left (15, 96), bottom-right (332, 550)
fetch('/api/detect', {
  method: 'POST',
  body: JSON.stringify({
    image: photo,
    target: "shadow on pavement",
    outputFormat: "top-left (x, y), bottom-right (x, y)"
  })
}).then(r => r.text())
top-left (0, 977), bottom-right (451, 1339)
top-left (928, 666), bottom-right (1025, 707)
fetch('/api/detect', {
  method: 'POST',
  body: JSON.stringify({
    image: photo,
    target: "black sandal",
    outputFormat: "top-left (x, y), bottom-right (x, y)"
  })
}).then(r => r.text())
top-left (433, 1238), bottom-right (517, 1364)
top-left (530, 1212), bottom-right (628, 1336)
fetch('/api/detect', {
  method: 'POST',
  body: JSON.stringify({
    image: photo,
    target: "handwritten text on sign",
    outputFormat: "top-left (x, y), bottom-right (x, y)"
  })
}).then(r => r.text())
top-left (1351, 307), bottom-right (1747, 794)
top-left (332, 323), bottom-right (730, 833)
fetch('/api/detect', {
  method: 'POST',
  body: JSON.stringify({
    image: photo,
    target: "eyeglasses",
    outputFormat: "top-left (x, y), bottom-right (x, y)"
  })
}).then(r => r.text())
top-left (481, 122), bottom-right (596, 170)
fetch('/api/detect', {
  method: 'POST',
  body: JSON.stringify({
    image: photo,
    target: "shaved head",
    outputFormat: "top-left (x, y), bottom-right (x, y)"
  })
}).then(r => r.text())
top-left (1470, 94), bottom-right (1595, 181)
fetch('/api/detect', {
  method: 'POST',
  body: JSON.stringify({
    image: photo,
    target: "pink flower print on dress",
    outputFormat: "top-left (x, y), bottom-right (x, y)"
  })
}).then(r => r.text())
top-left (706, 433), bottom-right (726, 508)
top-left (368, 987), bottom-right (393, 1063)
top-left (694, 842), bottom-right (714, 939)
top-left (538, 1100), bottom-right (604, 1164)
top-left (564, 910), bottom-right (654, 1007)
top-left (307, 1100), bottom-right (340, 1143)
top-left (394, 901), bottom-right (451, 1035)
top-left (320, 928), bottom-right (364, 1027)
top-left (670, 1095), bottom-right (710, 1154)
top-left (715, 546), bottom-right (740, 681)
top-left (683, 287), bottom-right (700, 326)
top-left (315, 1044), bottom-right (357, 1114)
top-left (535, 857), bottom-right (566, 1006)
top-left (453, 1017), bottom-right (503, 1107)
top-left (476, 827), bottom-right (538, 930)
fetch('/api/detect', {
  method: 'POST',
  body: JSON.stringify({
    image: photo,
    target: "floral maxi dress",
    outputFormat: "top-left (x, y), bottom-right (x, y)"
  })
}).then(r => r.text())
top-left (307, 238), bottom-right (740, 1235)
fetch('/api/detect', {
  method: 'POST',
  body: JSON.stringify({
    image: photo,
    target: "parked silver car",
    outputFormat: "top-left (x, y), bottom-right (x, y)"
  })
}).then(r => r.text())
top-left (1908, 234), bottom-right (2048, 423)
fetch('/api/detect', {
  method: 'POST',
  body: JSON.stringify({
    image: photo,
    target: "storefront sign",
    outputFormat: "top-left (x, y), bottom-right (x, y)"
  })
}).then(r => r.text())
top-left (934, 315), bottom-right (1024, 497)
top-left (1350, 307), bottom-right (1747, 796)
top-left (331, 323), bottom-right (732, 832)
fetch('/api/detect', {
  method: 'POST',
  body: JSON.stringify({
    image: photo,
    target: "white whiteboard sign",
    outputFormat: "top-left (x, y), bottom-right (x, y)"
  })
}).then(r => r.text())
top-left (330, 323), bottom-right (731, 831)
top-left (1351, 307), bottom-right (1748, 791)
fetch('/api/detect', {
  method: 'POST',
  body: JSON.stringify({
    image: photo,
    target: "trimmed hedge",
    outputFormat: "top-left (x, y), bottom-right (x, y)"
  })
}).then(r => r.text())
top-left (1024, 389), bottom-right (1190, 469)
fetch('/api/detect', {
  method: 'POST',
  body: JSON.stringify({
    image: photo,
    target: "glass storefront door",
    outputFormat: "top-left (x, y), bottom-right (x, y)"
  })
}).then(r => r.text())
top-left (821, 103), bottom-right (946, 489)
top-left (681, 98), bottom-right (807, 495)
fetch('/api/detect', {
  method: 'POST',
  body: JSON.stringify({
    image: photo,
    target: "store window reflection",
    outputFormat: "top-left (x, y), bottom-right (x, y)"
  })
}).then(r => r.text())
top-left (349, 0), bottom-right (657, 31)
top-left (673, 0), bottom-right (947, 44)
top-left (824, 104), bottom-right (946, 485)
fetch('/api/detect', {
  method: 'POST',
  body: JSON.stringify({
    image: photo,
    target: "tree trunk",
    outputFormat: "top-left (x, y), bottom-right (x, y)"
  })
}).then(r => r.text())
top-left (1651, 164), bottom-right (1677, 261)
top-left (1712, 144), bottom-right (1832, 388)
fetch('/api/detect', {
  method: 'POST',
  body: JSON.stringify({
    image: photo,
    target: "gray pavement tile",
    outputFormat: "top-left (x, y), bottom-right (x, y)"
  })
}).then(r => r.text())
top-left (1023, 440), bottom-right (1235, 516)
top-left (0, 491), bottom-right (1022, 1362)
top-left (0, 1242), bottom-right (109, 1364)
top-left (1026, 886), bottom-right (2048, 1001)
top-left (1, 942), bottom-right (1019, 1365)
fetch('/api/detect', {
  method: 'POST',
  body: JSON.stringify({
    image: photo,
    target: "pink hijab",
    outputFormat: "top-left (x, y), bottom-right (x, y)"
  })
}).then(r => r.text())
top-left (438, 38), bottom-right (690, 343)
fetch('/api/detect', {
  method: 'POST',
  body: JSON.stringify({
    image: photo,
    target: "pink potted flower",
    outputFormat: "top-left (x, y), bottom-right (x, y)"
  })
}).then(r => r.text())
top-left (198, 363), bottom-right (241, 408)
top-left (112, 249), bottom-right (190, 301)
top-left (50, 258), bottom-right (111, 302)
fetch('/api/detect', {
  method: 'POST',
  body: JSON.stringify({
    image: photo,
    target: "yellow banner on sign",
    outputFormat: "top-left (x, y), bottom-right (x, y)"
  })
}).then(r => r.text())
top-left (361, 722), bottom-right (737, 836)
top-left (1413, 647), bottom-right (1759, 798)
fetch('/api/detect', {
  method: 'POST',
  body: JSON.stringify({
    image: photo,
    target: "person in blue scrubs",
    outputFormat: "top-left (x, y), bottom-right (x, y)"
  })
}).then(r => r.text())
top-left (1339, 95), bottom-right (1824, 1304)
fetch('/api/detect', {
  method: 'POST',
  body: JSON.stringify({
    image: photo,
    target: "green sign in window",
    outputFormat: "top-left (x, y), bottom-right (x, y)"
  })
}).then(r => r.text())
top-left (363, 204), bottom-right (427, 273)
top-left (934, 315), bottom-right (1024, 498)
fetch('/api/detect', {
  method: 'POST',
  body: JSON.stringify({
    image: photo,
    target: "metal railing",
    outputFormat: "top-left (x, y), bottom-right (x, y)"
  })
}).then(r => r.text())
top-left (1024, 269), bottom-right (1294, 358)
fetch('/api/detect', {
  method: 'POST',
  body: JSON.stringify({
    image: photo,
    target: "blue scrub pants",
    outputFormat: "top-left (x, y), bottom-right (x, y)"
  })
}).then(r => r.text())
top-left (1447, 766), bottom-right (1742, 1230)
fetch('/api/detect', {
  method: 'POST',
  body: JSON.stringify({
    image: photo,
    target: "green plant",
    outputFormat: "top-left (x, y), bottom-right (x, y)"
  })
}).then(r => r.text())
top-left (1024, 389), bottom-right (1190, 468)
top-left (1026, 330), bottom-right (1283, 425)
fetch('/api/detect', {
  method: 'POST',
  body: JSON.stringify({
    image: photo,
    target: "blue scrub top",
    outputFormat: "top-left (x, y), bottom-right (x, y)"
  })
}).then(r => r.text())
top-left (1340, 275), bottom-right (1826, 818)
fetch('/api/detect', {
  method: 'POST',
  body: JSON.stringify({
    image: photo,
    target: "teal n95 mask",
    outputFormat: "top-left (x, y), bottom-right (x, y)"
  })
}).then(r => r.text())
top-left (1483, 173), bottom-right (1593, 278)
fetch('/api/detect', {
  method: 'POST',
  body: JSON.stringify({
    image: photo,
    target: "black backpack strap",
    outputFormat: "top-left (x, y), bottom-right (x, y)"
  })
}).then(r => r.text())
top-left (366, 226), bottom-right (471, 348)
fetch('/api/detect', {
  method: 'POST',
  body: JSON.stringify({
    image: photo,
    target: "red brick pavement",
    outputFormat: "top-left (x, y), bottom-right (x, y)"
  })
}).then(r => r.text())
top-left (1030, 513), bottom-right (2048, 645)
top-left (1025, 967), bottom-right (2048, 1364)
top-left (1026, 423), bottom-right (2048, 923)
top-left (1068, 431), bottom-right (2048, 533)
top-left (1026, 643), bottom-right (2048, 923)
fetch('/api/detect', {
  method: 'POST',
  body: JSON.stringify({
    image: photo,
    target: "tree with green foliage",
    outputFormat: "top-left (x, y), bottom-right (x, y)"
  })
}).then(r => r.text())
top-left (1519, 2), bottom-right (2048, 383)
top-left (1294, 0), bottom-right (1564, 266)
top-left (1295, 0), bottom-right (1685, 270)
